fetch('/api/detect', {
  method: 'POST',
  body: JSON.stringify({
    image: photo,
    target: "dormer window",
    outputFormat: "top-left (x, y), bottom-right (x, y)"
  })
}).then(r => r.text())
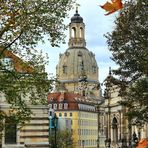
top-left (59, 103), bottom-right (63, 109)
top-left (48, 104), bottom-right (52, 109)
top-left (64, 103), bottom-right (68, 109)
top-left (53, 104), bottom-right (57, 110)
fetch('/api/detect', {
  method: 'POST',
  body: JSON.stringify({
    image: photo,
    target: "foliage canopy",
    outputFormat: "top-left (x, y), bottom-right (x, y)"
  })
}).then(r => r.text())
top-left (0, 0), bottom-right (74, 132)
top-left (105, 0), bottom-right (148, 124)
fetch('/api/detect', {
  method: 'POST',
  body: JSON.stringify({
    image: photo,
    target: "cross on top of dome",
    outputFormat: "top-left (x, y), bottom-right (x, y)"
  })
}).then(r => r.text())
top-left (71, 5), bottom-right (83, 23)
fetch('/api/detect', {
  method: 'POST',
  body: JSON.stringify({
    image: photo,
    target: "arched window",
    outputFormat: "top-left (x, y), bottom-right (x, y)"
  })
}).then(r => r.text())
top-left (112, 117), bottom-right (118, 143)
top-left (80, 27), bottom-right (84, 38)
top-left (71, 27), bottom-right (76, 38)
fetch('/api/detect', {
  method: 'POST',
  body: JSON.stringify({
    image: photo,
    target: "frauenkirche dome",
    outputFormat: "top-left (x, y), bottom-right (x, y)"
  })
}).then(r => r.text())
top-left (56, 9), bottom-right (100, 99)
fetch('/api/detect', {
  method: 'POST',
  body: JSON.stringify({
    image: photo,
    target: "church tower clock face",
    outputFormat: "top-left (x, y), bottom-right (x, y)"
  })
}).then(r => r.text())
top-left (56, 9), bottom-right (100, 99)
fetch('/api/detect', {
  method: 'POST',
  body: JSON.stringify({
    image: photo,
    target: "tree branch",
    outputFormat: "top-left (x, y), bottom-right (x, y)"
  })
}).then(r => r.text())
top-left (0, 30), bottom-right (23, 58)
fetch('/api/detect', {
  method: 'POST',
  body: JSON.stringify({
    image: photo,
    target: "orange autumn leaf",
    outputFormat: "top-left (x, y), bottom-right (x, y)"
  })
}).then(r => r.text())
top-left (0, 48), bottom-right (34, 73)
top-left (137, 139), bottom-right (148, 148)
top-left (100, 0), bottom-right (123, 15)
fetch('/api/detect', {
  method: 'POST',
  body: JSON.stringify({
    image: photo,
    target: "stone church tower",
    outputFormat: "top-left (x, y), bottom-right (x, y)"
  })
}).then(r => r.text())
top-left (56, 9), bottom-right (100, 99)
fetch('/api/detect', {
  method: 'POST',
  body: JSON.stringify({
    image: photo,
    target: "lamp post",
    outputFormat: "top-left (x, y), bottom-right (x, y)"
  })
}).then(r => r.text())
top-left (82, 140), bottom-right (85, 148)
top-left (53, 113), bottom-right (58, 148)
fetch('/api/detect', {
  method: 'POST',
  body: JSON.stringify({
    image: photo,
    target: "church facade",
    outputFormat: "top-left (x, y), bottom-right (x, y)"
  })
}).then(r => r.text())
top-left (100, 69), bottom-right (148, 148)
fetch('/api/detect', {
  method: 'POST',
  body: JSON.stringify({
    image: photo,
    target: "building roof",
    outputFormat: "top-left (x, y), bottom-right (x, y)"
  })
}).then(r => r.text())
top-left (48, 92), bottom-right (98, 111)
top-left (70, 9), bottom-right (83, 23)
top-left (57, 48), bottom-right (98, 83)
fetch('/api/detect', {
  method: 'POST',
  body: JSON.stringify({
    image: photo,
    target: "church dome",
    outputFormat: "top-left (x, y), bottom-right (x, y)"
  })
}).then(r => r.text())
top-left (56, 10), bottom-right (100, 99)
top-left (71, 10), bottom-right (83, 23)
top-left (56, 47), bottom-right (98, 83)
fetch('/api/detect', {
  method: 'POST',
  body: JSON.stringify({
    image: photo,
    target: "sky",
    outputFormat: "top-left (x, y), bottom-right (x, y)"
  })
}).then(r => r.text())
top-left (37, 0), bottom-right (120, 83)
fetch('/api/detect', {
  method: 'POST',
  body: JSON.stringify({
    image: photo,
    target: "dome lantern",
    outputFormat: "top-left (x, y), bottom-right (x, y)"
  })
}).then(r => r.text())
top-left (68, 8), bottom-right (86, 48)
top-left (71, 8), bottom-right (83, 23)
top-left (56, 9), bottom-right (100, 99)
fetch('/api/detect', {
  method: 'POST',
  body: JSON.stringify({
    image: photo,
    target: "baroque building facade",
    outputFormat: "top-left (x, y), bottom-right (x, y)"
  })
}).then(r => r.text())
top-left (101, 69), bottom-right (148, 148)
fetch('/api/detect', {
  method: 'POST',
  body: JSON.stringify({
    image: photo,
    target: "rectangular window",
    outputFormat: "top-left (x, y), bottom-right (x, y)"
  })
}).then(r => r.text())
top-left (70, 112), bottom-right (72, 117)
top-left (59, 113), bottom-right (62, 117)
top-left (5, 118), bottom-right (17, 144)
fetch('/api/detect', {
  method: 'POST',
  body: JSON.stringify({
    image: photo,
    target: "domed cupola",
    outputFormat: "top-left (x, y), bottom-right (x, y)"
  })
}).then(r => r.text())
top-left (71, 9), bottom-right (83, 23)
top-left (68, 8), bottom-right (86, 48)
top-left (56, 9), bottom-right (100, 99)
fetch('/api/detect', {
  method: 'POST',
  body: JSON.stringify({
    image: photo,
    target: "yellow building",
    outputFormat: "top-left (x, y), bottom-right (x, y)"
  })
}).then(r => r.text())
top-left (48, 92), bottom-right (98, 148)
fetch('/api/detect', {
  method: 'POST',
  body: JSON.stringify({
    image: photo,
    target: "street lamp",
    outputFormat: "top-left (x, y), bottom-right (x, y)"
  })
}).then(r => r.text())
top-left (53, 113), bottom-right (58, 148)
top-left (82, 140), bottom-right (85, 148)
top-left (105, 138), bottom-right (111, 148)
